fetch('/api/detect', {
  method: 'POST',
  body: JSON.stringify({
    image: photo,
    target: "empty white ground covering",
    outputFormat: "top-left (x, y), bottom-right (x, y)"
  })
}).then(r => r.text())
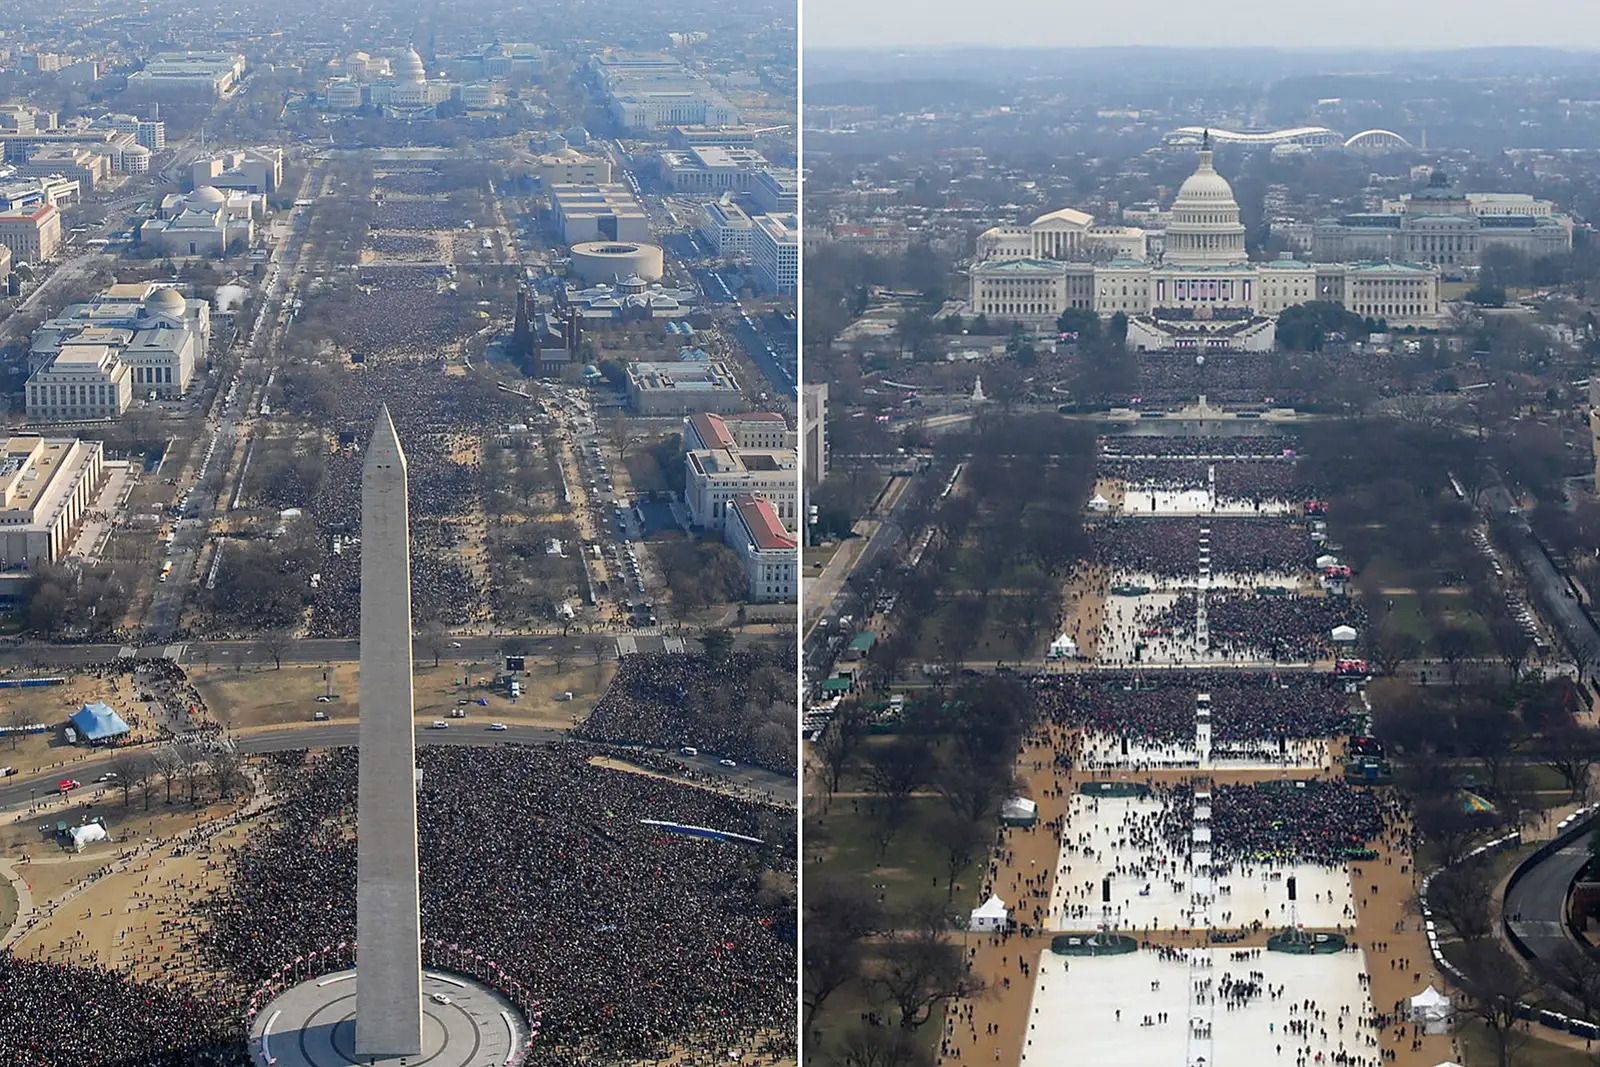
top-left (1049, 793), bottom-right (1354, 932)
top-left (1016, 948), bottom-right (1379, 1067)
top-left (1121, 488), bottom-right (1298, 517)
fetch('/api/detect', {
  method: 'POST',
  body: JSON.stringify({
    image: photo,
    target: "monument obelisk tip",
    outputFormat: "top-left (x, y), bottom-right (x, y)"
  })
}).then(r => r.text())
top-left (366, 404), bottom-right (406, 470)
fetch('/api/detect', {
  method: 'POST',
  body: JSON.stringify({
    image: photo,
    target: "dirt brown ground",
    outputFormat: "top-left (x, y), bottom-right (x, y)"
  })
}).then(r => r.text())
top-left (936, 723), bottom-right (1458, 1067)
top-left (191, 659), bottom-right (615, 731)
top-left (0, 673), bottom-right (165, 777)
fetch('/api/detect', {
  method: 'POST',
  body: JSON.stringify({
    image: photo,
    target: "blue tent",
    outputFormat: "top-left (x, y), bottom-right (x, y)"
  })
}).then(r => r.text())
top-left (69, 702), bottom-right (130, 743)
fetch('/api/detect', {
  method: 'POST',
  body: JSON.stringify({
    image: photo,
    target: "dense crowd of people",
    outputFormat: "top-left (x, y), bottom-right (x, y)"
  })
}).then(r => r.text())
top-left (291, 368), bottom-right (522, 636)
top-left (1096, 518), bottom-right (1308, 577)
top-left (577, 652), bottom-right (795, 773)
top-left (337, 263), bottom-right (465, 360)
top-left (366, 232), bottom-right (440, 257)
top-left (1099, 436), bottom-right (1295, 459)
top-left (1031, 672), bottom-right (1352, 748)
top-left (1157, 781), bottom-right (1385, 873)
top-left (201, 743), bottom-right (795, 1066)
top-left (0, 957), bottom-right (246, 1066)
top-left (1207, 593), bottom-right (1367, 662)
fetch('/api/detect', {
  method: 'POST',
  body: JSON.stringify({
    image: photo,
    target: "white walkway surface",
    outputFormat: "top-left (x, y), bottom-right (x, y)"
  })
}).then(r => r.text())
top-left (1017, 948), bottom-right (1377, 1067)
top-left (1048, 793), bottom-right (1355, 932)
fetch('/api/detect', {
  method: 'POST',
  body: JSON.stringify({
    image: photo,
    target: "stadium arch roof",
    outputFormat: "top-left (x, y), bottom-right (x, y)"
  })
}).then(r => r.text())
top-left (1343, 128), bottom-right (1412, 150)
top-left (1164, 125), bottom-right (1343, 147)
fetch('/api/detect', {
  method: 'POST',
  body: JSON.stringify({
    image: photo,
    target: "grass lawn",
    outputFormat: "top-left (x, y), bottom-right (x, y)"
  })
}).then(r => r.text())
top-left (807, 796), bottom-right (984, 917)
top-left (1458, 1018), bottom-right (1597, 1067)
top-left (909, 598), bottom-right (1050, 664)
top-left (622, 447), bottom-right (668, 495)
top-left (0, 878), bottom-right (15, 936)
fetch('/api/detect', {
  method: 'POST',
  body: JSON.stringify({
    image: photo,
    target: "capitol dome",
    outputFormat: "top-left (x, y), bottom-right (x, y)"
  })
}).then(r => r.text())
top-left (398, 46), bottom-right (427, 84)
top-left (144, 287), bottom-right (186, 317)
top-left (1163, 133), bottom-right (1248, 267)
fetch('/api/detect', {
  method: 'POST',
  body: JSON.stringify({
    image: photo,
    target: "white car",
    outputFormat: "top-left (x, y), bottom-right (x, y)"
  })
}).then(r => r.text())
top-left (488, 722), bottom-right (508, 731)
top-left (431, 993), bottom-right (452, 1005)
top-left (719, 758), bottom-right (736, 768)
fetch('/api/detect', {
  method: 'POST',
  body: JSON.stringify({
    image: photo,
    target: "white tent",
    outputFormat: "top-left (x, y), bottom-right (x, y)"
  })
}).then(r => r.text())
top-left (1000, 797), bottom-right (1039, 825)
top-left (69, 823), bottom-right (107, 851)
top-left (1409, 987), bottom-right (1454, 1035)
top-left (1315, 554), bottom-right (1340, 568)
top-left (969, 895), bottom-right (1010, 932)
top-left (1331, 625), bottom-right (1359, 643)
top-left (1087, 494), bottom-right (1110, 513)
top-left (1047, 634), bottom-right (1079, 660)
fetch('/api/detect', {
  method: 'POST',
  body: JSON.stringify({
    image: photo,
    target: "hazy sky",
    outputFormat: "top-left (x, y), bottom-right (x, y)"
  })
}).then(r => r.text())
top-left (804, 0), bottom-right (1600, 50)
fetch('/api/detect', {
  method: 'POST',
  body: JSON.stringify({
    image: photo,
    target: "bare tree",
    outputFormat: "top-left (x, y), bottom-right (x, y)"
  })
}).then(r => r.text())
top-left (211, 747), bottom-right (248, 800)
top-left (420, 621), bottom-right (450, 668)
top-left (106, 750), bottom-right (145, 808)
top-left (1457, 942), bottom-right (1539, 1067)
top-left (2, 705), bottom-right (32, 750)
top-left (154, 745), bottom-right (182, 805)
top-left (174, 741), bottom-right (206, 805)
top-left (262, 629), bottom-right (291, 670)
top-left (875, 917), bottom-right (986, 1030)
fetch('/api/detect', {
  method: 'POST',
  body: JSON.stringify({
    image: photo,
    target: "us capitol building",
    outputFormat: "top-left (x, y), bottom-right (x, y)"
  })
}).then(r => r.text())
top-left (969, 135), bottom-right (1446, 352)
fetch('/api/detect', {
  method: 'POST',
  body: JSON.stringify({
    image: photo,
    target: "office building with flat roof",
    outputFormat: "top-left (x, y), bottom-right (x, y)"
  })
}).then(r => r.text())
top-left (627, 359), bottom-right (743, 415)
top-left (0, 435), bottom-right (106, 566)
top-left (28, 282), bottom-right (208, 403)
top-left (549, 183), bottom-right (649, 244)
top-left (686, 447), bottom-right (797, 530)
top-left (658, 146), bottom-right (769, 194)
top-left (752, 213), bottom-right (798, 295)
top-left (0, 201), bottom-right (62, 260)
top-left (127, 52), bottom-right (246, 99)
top-left (699, 197), bottom-right (755, 256)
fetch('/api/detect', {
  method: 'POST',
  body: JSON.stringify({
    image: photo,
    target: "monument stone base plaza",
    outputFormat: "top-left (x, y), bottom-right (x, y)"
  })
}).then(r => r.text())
top-left (248, 969), bottom-right (527, 1067)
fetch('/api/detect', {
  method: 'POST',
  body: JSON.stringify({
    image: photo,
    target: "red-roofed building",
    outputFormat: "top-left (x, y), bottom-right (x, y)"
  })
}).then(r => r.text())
top-left (724, 492), bottom-right (797, 602)
top-left (0, 200), bottom-right (61, 260)
top-left (682, 410), bottom-right (794, 452)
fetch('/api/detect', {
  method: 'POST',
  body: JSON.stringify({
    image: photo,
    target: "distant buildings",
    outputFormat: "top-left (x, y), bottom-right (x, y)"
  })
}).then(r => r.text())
top-left (0, 435), bottom-right (106, 566)
top-left (0, 201), bottom-right (62, 260)
top-left (323, 47), bottom-right (464, 117)
top-left (139, 185), bottom-right (260, 256)
top-left (967, 138), bottom-right (1446, 345)
top-left (752, 213), bottom-right (798, 295)
top-left (699, 197), bottom-right (755, 255)
top-left (657, 146), bottom-right (769, 194)
top-left (591, 51), bottom-right (741, 131)
top-left (535, 147), bottom-right (611, 186)
top-left (1312, 170), bottom-right (1573, 268)
top-left (549, 183), bottom-right (649, 244)
top-left (95, 113), bottom-right (165, 151)
top-left (26, 283), bottom-right (210, 418)
top-left (127, 52), bottom-right (246, 100)
top-left (0, 175), bottom-right (81, 212)
top-left (750, 169), bottom-right (798, 214)
top-left (447, 41), bottom-right (545, 80)
top-left (724, 493), bottom-right (797, 602)
top-left (627, 359), bottom-right (743, 415)
top-left (0, 245), bottom-right (11, 288)
top-left (15, 145), bottom-right (108, 192)
top-left (190, 147), bottom-right (282, 195)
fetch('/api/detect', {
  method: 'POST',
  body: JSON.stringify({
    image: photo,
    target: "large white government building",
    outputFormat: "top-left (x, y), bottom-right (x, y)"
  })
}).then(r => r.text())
top-left (26, 283), bottom-right (209, 419)
top-left (0, 435), bottom-right (106, 566)
top-left (1312, 169), bottom-right (1573, 268)
top-left (970, 136), bottom-right (1446, 350)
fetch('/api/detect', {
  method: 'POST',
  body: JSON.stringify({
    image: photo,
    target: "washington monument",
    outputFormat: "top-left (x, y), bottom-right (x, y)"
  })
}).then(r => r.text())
top-left (355, 405), bottom-right (424, 1056)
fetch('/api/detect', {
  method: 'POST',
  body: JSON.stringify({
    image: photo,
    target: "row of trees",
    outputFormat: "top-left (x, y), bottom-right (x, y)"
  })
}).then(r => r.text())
top-left (807, 677), bottom-right (1035, 1062)
top-left (102, 739), bottom-right (251, 811)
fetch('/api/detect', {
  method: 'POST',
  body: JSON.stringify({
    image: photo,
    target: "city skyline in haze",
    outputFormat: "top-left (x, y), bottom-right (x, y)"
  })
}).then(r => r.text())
top-left (805, 0), bottom-right (1600, 50)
